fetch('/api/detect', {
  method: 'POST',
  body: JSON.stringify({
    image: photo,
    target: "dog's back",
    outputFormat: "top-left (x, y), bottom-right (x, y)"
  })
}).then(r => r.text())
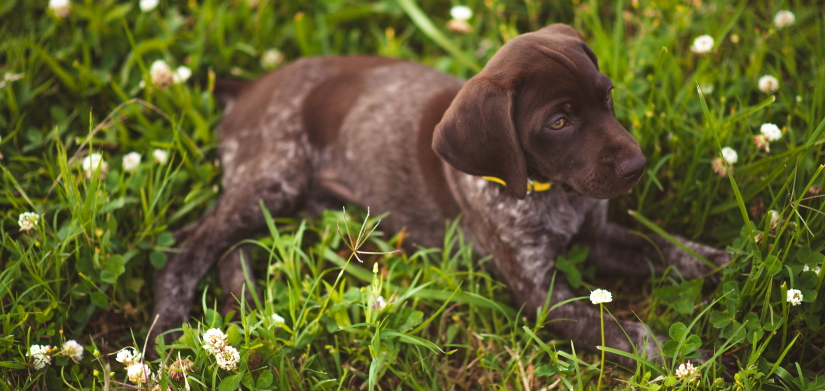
top-left (216, 56), bottom-right (463, 247)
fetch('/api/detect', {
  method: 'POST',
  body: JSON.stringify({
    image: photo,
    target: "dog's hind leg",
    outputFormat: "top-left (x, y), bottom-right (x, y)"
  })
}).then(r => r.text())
top-left (150, 168), bottom-right (309, 350)
top-left (218, 243), bottom-right (259, 316)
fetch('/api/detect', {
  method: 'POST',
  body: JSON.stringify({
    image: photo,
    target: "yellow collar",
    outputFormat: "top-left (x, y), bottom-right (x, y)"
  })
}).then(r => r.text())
top-left (482, 176), bottom-right (553, 193)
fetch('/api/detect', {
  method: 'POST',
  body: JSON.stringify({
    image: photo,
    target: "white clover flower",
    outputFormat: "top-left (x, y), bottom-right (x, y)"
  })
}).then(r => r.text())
top-left (18, 212), bottom-right (40, 232)
top-left (4, 72), bottom-right (23, 83)
top-left (126, 363), bottom-right (151, 384)
top-left (139, 0), bottom-right (159, 12)
top-left (450, 5), bottom-right (473, 20)
top-left (202, 328), bottom-right (228, 354)
top-left (721, 147), bottom-right (738, 164)
top-left (260, 49), bottom-right (285, 70)
top-left (27, 344), bottom-right (52, 370)
top-left (82, 153), bottom-right (109, 178)
top-left (760, 123), bottom-right (782, 142)
top-left (152, 149), bottom-right (169, 164)
top-left (713, 147), bottom-right (739, 175)
top-left (758, 75), bottom-right (779, 94)
top-left (61, 340), bottom-right (84, 363)
top-left (215, 345), bottom-right (240, 370)
top-left (447, 19), bottom-right (472, 34)
top-left (589, 289), bottom-right (612, 304)
top-left (149, 60), bottom-right (175, 89)
top-left (768, 210), bottom-right (780, 227)
top-left (372, 295), bottom-right (387, 311)
top-left (173, 66), bottom-right (192, 84)
top-left (803, 265), bottom-right (821, 274)
top-left (774, 10), bottom-right (795, 29)
top-left (122, 152), bottom-right (141, 173)
top-left (690, 35), bottom-right (714, 54)
top-left (271, 313), bottom-right (285, 327)
top-left (786, 288), bottom-right (803, 306)
top-left (711, 157), bottom-right (729, 176)
top-left (753, 134), bottom-right (770, 153)
top-left (675, 361), bottom-right (698, 381)
top-left (49, 0), bottom-right (71, 18)
top-left (115, 348), bottom-right (141, 365)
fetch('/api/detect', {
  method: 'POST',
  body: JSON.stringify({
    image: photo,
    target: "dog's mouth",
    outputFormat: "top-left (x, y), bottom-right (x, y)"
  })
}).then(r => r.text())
top-left (564, 171), bottom-right (641, 199)
top-left (537, 165), bottom-right (643, 199)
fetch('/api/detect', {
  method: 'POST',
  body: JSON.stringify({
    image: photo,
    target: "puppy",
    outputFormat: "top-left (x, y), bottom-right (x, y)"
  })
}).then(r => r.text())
top-left (152, 24), bottom-right (728, 366)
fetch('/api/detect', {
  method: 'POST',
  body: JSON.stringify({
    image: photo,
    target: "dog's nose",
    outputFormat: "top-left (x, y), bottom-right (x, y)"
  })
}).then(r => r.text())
top-left (615, 154), bottom-right (647, 180)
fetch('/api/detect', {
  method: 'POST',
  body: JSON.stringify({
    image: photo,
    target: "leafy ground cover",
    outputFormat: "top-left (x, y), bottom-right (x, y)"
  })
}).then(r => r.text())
top-left (1, 0), bottom-right (824, 389)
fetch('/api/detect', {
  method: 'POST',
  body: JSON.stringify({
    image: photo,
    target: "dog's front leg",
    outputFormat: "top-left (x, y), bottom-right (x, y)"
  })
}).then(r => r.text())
top-left (577, 203), bottom-right (731, 280)
top-left (467, 212), bottom-right (660, 368)
top-left (452, 179), bottom-right (660, 367)
top-left (151, 173), bottom-right (308, 351)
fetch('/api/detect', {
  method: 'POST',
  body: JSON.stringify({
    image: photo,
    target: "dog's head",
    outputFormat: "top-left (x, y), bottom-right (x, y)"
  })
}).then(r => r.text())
top-left (433, 24), bottom-right (646, 199)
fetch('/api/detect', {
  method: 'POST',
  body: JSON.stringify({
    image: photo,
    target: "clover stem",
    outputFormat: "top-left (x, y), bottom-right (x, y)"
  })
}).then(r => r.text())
top-left (597, 303), bottom-right (606, 390)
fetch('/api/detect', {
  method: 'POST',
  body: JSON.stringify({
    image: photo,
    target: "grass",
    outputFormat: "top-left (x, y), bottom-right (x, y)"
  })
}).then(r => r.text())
top-left (1, 0), bottom-right (824, 389)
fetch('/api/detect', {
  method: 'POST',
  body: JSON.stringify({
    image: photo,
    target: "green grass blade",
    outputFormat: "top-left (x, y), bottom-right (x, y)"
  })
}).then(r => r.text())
top-left (396, 0), bottom-right (481, 73)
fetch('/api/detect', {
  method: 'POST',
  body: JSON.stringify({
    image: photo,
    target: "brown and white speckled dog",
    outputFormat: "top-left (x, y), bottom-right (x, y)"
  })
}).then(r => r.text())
top-left (152, 24), bottom-right (728, 366)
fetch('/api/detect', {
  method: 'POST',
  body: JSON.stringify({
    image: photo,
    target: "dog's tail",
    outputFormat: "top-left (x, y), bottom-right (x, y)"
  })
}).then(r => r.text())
top-left (213, 78), bottom-right (251, 110)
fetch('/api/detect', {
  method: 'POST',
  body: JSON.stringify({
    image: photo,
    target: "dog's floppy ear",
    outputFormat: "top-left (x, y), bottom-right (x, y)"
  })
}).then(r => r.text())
top-left (433, 76), bottom-right (527, 199)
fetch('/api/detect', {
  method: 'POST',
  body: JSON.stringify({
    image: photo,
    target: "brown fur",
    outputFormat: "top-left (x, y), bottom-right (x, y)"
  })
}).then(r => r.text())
top-left (152, 24), bottom-right (729, 367)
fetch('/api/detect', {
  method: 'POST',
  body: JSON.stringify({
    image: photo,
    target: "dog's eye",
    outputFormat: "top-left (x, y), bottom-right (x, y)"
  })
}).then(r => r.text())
top-left (548, 117), bottom-right (567, 130)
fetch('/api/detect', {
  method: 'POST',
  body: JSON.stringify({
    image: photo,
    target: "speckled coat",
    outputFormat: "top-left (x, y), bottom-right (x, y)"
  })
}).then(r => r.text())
top-left (152, 24), bottom-right (729, 367)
